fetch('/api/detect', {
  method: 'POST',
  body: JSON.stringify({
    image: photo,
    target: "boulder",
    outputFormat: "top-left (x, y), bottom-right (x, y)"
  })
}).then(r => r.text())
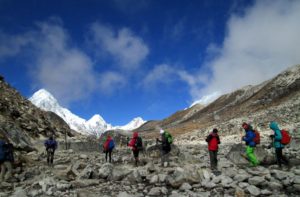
top-left (226, 144), bottom-right (270, 165)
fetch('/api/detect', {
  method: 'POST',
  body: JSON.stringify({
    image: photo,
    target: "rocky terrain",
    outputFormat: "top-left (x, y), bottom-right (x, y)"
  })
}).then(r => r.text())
top-left (1, 134), bottom-right (300, 197)
top-left (0, 65), bottom-right (300, 197)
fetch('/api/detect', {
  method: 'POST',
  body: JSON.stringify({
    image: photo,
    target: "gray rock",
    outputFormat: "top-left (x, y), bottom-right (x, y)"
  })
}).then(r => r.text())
top-left (98, 163), bottom-right (113, 179)
top-left (179, 182), bottom-right (192, 191)
top-left (117, 191), bottom-right (134, 197)
top-left (248, 176), bottom-right (265, 186)
top-left (158, 174), bottom-right (167, 183)
top-left (126, 169), bottom-right (143, 183)
top-left (149, 175), bottom-right (159, 184)
top-left (148, 187), bottom-right (162, 196)
top-left (260, 189), bottom-right (272, 195)
top-left (247, 185), bottom-right (260, 196)
top-left (79, 164), bottom-right (94, 179)
top-left (10, 187), bottom-right (27, 197)
top-left (238, 182), bottom-right (249, 189)
top-left (110, 166), bottom-right (132, 181)
top-left (234, 174), bottom-right (249, 182)
top-left (293, 184), bottom-right (300, 192)
top-left (271, 169), bottom-right (290, 180)
top-left (226, 144), bottom-right (269, 165)
top-left (268, 181), bottom-right (283, 190)
top-left (293, 175), bottom-right (300, 184)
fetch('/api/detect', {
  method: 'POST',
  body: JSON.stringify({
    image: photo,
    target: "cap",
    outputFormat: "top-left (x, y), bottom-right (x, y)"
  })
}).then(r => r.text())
top-left (160, 129), bottom-right (165, 134)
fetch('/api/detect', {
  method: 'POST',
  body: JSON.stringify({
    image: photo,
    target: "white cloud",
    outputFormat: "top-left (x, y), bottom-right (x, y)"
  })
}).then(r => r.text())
top-left (0, 19), bottom-right (97, 104)
top-left (192, 0), bottom-right (300, 105)
top-left (142, 64), bottom-right (177, 88)
top-left (89, 23), bottom-right (149, 70)
top-left (99, 71), bottom-right (126, 95)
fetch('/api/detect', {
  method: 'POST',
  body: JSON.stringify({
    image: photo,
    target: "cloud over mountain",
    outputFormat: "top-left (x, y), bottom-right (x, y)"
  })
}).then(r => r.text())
top-left (191, 0), bottom-right (300, 104)
top-left (89, 22), bottom-right (149, 70)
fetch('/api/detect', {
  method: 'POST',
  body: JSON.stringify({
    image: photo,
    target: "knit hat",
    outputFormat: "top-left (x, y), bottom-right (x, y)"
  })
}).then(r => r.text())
top-left (160, 129), bottom-right (165, 134)
top-left (242, 122), bottom-right (249, 130)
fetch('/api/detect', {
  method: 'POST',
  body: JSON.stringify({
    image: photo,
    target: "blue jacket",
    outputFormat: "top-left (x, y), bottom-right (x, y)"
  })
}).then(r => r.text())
top-left (269, 121), bottom-right (284, 148)
top-left (44, 139), bottom-right (58, 150)
top-left (242, 130), bottom-right (256, 147)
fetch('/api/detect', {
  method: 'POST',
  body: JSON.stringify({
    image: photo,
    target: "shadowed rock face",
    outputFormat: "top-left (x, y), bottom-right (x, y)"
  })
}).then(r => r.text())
top-left (0, 78), bottom-right (74, 152)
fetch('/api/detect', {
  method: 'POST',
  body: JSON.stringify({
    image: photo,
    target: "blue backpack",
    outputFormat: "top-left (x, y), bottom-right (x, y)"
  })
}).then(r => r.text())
top-left (45, 140), bottom-right (57, 149)
top-left (108, 140), bottom-right (115, 150)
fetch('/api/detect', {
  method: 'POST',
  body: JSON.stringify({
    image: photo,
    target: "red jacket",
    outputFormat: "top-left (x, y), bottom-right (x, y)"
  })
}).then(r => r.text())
top-left (206, 132), bottom-right (220, 151)
top-left (128, 132), bottom-right (138, 151)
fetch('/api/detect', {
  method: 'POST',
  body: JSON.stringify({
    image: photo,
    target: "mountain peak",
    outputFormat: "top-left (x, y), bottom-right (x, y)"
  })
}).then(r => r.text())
top-left (29, 89), bottom-right (60, 110)
top-left (32, 88), bottom-right (54, 98)
top-left (29, 89), bottom-right (146, 136)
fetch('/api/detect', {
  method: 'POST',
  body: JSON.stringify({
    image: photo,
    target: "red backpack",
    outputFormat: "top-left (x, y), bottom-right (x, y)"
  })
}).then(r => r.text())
top-left (280, 129), bottom-right (291, 145)
top-left (253, 130), bottom-right (260, 145)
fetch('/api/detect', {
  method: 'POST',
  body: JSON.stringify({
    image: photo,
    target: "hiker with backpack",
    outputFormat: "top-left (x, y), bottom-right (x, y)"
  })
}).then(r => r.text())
top-left (0, 138), bottom-right (14, 182)
top-left (241, 123), bottom-right (259, 167)
top-left (156, 129), bottom-right (172, 167)
top-left (103, 135), bottom-right (115, 163)
top-left (269, 121), bottom-right (290, 168)
top-left (44, 136), bottom-right (57, 166)
top-left (128, 132), bottom-right (143, 166)
top-left (205, 128), bottom-right (221, 170)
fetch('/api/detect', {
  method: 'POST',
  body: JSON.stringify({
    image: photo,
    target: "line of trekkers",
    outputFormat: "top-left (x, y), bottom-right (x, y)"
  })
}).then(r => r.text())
top-left (206, 121), bottom-right (291, 171)
top-left (0, 121), bottom-right (292, 183)
top-left (102, 129), bottom-right (173, 167)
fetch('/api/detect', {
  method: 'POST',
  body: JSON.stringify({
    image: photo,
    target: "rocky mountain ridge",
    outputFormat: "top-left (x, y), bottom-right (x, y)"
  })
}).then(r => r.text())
top-left (136, 64), bottom-right (300, 139)
top-left (0, 77), bottom-right (75, 152)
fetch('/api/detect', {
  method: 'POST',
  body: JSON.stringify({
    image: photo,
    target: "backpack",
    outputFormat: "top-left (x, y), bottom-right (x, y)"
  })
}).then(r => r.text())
top-left (46, 140), bottom-right (57, 149)
top-left (253, 130), bottom-right (260, 145)
top-left (165, 132), bottom-right (173, 144)
top-left (108, 140), bottom-right (115, 150)
top-left (0, 140), bottom-right (6, 162)
top-left (135, 137), bottom-right (143, 151)
top-left (280, 129), bottom-right (291, 145)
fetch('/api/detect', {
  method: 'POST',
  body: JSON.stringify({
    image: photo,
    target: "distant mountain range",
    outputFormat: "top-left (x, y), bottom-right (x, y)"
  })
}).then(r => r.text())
top-left (29, 89), bottom-right (146, 136)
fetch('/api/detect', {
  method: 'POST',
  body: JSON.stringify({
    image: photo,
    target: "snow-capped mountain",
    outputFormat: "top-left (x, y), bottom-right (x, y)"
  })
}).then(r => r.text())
top-left (114, 117), bottom-right (146, 131)
top-left (29, 89), bottom-right (146, 136)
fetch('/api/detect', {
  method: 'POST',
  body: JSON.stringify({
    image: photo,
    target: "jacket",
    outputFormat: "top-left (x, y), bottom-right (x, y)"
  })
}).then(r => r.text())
top-left (206, 132), bottom-right (220, 151)
top-left (159, 133), bottom-right (171, 152)
top-left (242, 130), bottom-right (256, 147)
top-left (128, 132), bottom-right (139, 151)
top-left (44, 139), bottom-right (57, 150)
top-left (103, 136), bottom-right (114, 151)
top-left (270, 121), bottom-right (284, 149)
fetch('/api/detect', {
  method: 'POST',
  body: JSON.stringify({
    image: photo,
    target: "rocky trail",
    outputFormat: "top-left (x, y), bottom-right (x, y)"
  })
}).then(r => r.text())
top-left (1, 134), bottom-right (300, 197)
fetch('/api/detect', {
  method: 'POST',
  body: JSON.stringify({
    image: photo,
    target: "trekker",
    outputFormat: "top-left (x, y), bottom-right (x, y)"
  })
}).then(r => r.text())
top-left (103, 135), bottom-right (115, 163)
top-left (0, 138), bottom-right (14, 182)
top-left (128, 132), bottom-right (142, 166)
top-left (156, 129), bottom-right (172, 167)
top-left (44, 136), bottom-right (57, 166)
top-left (269, 121), bottom-right (289, 168)
top-left (242, 123), bottom-right (259, 167)
top-left (205, 128), bottom-right (221, 170)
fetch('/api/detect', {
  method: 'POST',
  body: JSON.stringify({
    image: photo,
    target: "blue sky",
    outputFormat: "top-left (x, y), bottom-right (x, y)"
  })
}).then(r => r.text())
top-left (1, 0), bottom-right (300, 126)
